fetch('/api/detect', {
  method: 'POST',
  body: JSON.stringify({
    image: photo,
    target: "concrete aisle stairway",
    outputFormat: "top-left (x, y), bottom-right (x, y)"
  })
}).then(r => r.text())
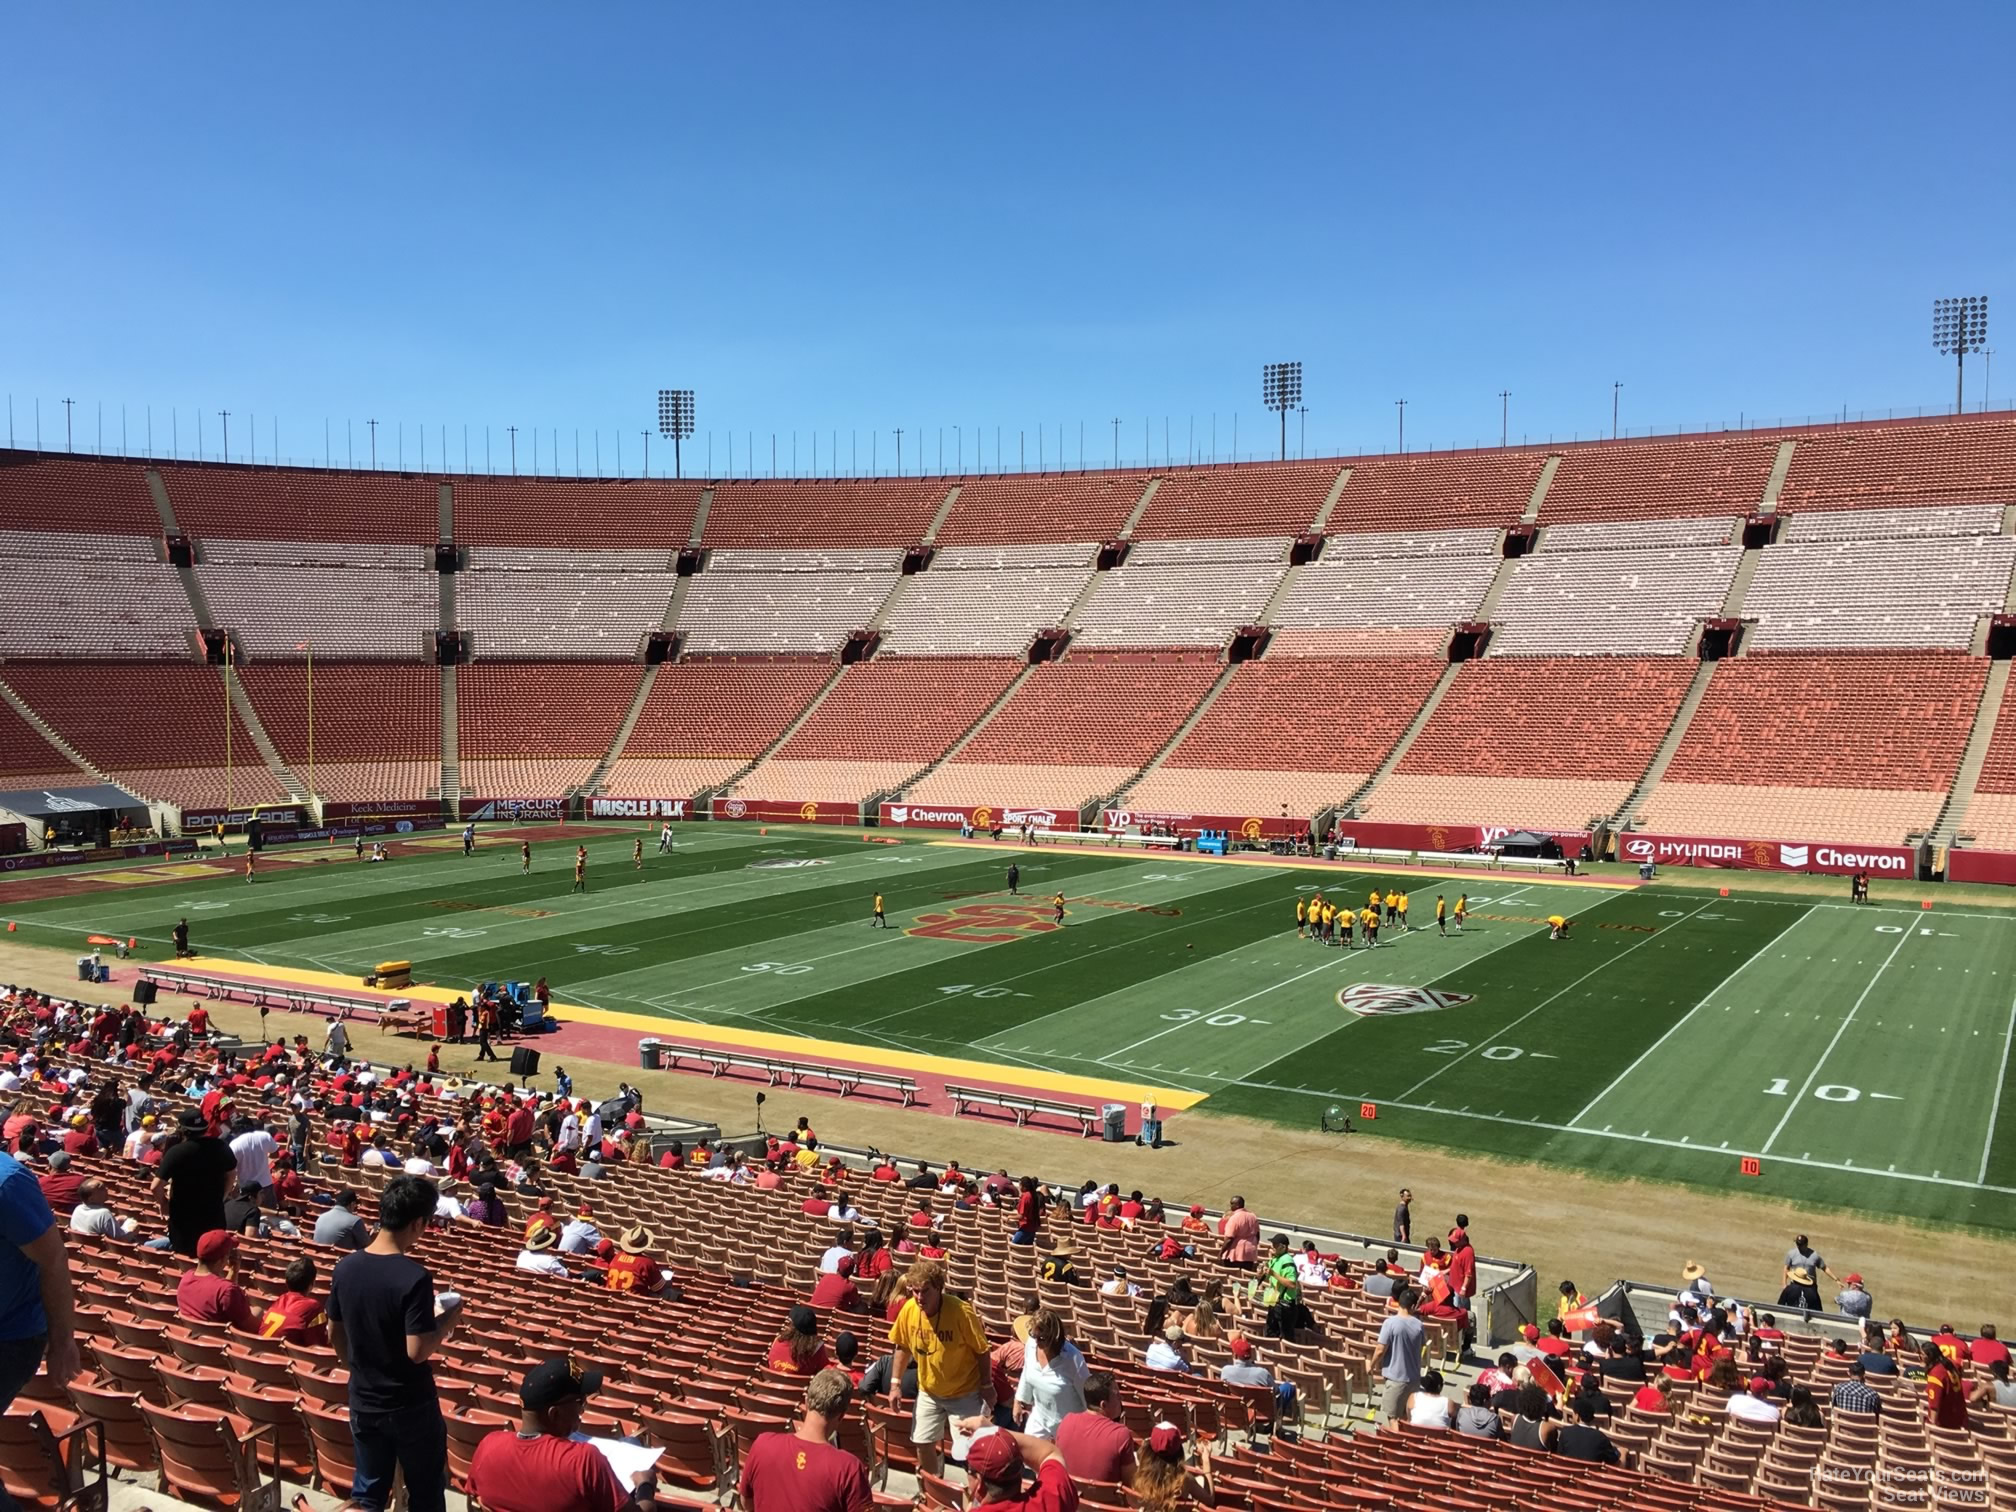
top-left (218, 664), bottom-right (309, 802)
top-left (1103, 662), bottom-right (1240, 808)
top-left (1608, 659), bottom-right (1718, 832)
top-left (1928, 659), bottom-right (2009, 848)
top-left (879, 661), bottom-right (1042, 804)
top-left (576, 663), bottom-right (664, 797)
top-left (1334, 660), bottom-right (1462, 818)
top-left (705, 663), bottom-right (849, 799)
top-left (439, 663), bottom-right (459, 805)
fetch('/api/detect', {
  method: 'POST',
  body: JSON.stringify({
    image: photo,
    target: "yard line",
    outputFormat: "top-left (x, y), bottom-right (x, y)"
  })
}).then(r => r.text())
top-left (1981, 993), bottom-right (2016, 1185)
top-left (1759, 921), bottom-right (1916, 1155)
top-left (1400, 899), bottom-right (1716, 1101)
top-left (1096, 956), bottom-right (1355, 1061)
top-left (1567, 905), bottom-right (1818, 1129)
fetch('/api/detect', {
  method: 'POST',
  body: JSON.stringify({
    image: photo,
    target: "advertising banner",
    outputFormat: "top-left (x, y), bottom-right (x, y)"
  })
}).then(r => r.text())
top-left (182, 806), bottom-right (306, 830)
top-left (322, 800), bottom-right (438, 819)
top-left (458, 798), bottom-right (569, 822)
top-left (712, 798), bottom-right (856, 825)
top-left (878, 802), bottom-right (1073, 831)
top-left (0, 840), bottom-right (194, 873)
top-left (1100, 808), bottom-right (1308, 841)
top-left (1333, 820), bottom-right (1487, 852)
top-left (587, 797), bottom-right (695, 821)
top-left (1943, 848), bottom-right (2016, 886)
top-left (1616, 832), bottom-right (1916, 877)
top-left (259, 818), bottom-right (447, 846)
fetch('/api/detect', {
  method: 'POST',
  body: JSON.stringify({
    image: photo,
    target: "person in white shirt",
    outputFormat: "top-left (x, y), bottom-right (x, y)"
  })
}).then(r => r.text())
top-left (401, 1152), bottom-right (436, 1176)
top-left (1012, 1310), bottom-right (1088, 1438)
top-left (360, 1140), bottom-right (396, 1167)
top-left (582, 1110), bottom-right (603, 1148)
top-left (557, 1111), bottom-right (583, 1153)
top-left (434, 1178), bottom-right (467, 1223)
top-left (323, 1019), bottom-right (350, 1058)
top-left (515, 1231), bottom-right (570, 1275)
top-left (1726, 1390), bottom-right (1782, 1424)
top-left (830, 1199), bottom-right (864, 1225)
top-left (68, 1180), bottom-right (136, 1240)
top-left (819, 1241), bottom-right (854, 1274)
top-left (1293, 1242), bottom-right (1333, 1289)
top-left (559, 1210), bottom-right (602, 1253)
top-left (229, 1121), bottom-right (278, 1195)
top-left (1144, 1324), bottom-right (1192, 1373)
top-left (122, 1118), bottom-right (157, 1161)
top-left (0, 1069), bottom-right (22, 1094)
top-left (1100, 1267), bottom-right (1139, 1298)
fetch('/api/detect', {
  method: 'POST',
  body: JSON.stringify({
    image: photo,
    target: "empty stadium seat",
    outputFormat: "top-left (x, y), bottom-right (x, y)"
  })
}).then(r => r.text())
top-left (160, 464), bottom-right (438, 542)
top-left (1071, 541), bottom-right (1287, 649)
top-left (1488, 547), bottom-right (1742, 656)
top-left (199, 539), bottom-right (438, 659)
top-left (1778, 418), bottom-right (2016, 510)
top-left (1268, 548), bottom-right (1497, 635)
top-left (1538, 434), bottom-right (1783, 522)
top-left (456, 663), bottom-right (643, 796)
top-left (460, 548), bottom-right (680, 659)
top-left (1130, 462), bottom-right (1341, 539)
top-left (599, 658), bottom-right (835, 795)
top-left (700, 480), bottom-right (950, 548)
top-left (0, 454), bottom-right (161, 533)
top-left (1779, 503), bottom-right (2006, 543)
top-left (240, 663), bottom-right (441, 802)
top-left (932, 475), bottom-right (1148, 545)
top-left (0, 531), bottom-right (195, 658)
top-left (1742, 537), bottom-right (2015, 651)
top-left (1325, 451), bottom-right (1545, 533)
top-left (675, 552), bottom-right (902, 655)
top-left (452, 477), bottom-right (703, 547)
top-left (0, 698), bottom-right (97, 791)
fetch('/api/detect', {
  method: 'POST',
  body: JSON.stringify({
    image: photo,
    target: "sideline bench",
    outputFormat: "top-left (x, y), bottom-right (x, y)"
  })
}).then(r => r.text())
top-left (944, 1082), bottom-right (1100, 1136)
top-left (655, 1044), bottom-right (917, 1106)
top-left (1331, 845), bottom-right (1571, 872)
top-left (140, 968), bottom-right (420, 1032)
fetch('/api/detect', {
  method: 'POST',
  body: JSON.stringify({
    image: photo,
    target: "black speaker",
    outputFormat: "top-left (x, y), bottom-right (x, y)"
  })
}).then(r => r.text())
top-left (132, 979), bottom-right (157, 1006)
top-left (509, 1047), bottom-right (541, 1077)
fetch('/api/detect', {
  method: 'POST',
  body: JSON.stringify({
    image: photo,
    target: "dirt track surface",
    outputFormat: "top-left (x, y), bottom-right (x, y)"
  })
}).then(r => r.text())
top-left (1, 935), bottom-right (2005, 1326)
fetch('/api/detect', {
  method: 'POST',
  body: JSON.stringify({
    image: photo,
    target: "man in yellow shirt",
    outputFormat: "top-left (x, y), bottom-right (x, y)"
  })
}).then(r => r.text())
top-left (1548, 914), bottom-right (1572, 940)
top-left (1322, 901), bottom-right (1337, 945)
top-left (1454, 894), bottom-right (1468, 932)
top-left (1384, 890), bottom-right (1399, 927)
top-left (1295, 898), bottom-right (1307, 938)
top-left (1363, 906), bottom-right (1379, 947)
top-left (1435, 895), bottom-right (1447, 937)
top-left (1397, 892), bottom-right (1410, 931)
top-left (1341, 905), bottom-right (1355, 949)
top-left (872, 893), bottom-right (888, 929)
top-left (886, 1259), bottom-right (994, 1474)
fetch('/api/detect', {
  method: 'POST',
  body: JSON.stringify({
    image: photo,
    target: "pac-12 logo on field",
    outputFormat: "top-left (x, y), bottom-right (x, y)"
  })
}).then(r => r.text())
top-left (1338, 983), bottom-right (1476, 1017)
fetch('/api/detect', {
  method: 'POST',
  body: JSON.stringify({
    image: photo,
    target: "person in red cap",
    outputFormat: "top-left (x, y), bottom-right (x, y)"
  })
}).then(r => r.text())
top-left (178, 1230), bottom-right (256, 1331)
top-left (1180, 1205), bottom-right (1210, 1239)
top-left (1131, 1422), bottom-right (1212, 1512)
top-left (1834, 1273), bottom-right (1873, 1320)
top-left (738, 1367), bottom-right (869, 1512)
top-left (966, 1428), bottom-right (1077, 1512)
top-left (810, 1255), bottom-right (864, 1314)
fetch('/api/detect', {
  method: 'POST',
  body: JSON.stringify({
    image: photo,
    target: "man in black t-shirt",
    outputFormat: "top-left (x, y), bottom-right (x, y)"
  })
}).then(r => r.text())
top-left (1554, 1401), bottom-right (1621, 1464)
top-left (151, 1110), bottom-right (236, 1257)
top-left (329, 1174), bottom-right (465, 1512)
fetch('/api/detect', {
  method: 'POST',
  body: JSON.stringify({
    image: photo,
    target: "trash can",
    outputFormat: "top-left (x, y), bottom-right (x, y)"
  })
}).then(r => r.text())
top-left (639, 1038), bottom-right (662, 1071)
top-left (1101, 1103), bottom-right (1128, 1142)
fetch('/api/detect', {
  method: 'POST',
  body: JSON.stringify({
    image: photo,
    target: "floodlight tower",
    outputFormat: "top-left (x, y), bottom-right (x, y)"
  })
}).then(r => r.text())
top-left (657, 389), bottom-right (696, 478)
top-left (1933, 298), bottom-right (1989, 415)
top-left (1262, 362), bottom-right (1302, 462)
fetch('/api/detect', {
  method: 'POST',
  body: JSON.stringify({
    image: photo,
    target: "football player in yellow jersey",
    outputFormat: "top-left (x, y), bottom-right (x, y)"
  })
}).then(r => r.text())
top-left (1435, 894), bottom-right (1447, 937)
top-left (1397, 892), bottom-right (1410, 930)
top-left (1368, 888), bottom-right (1380, 912)
top-left (1384, 890), bottom-right (1399, 926)
top-left (1340, 906), bottom-right (1355, 949)
top-left (1454, 893), bottom-right (1468, 931)
top-left (1363, 906), bottom-right (1380, 946)
top-left (1324, 901), bottom-right (1338, 945)
top-left (871, 892), bottom-right (888, 928)
top-left (1295, 898), bottom-right (1307, 938)
top-left (1548, 914), bottom-right (1572, 940)
top-left (1052, 892), bottom-right (1066, 924)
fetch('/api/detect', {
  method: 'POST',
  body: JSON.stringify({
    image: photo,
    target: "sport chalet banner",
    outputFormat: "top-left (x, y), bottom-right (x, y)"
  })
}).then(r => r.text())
top-left (1100, 808), bottom-right (1308, 841)
top-left (878, 802), bottom-right (1075, 831)
top-left (1617, 832), bottom-right (1916, 877)
top-left (1333, 820), bottom-right (1594, 854)
top-left (712, 798), bottom-right (856, 825)
top-left (1943, 849), bottom-right (2016, 886)
top-left (586, 797), bottom-right (696, 820)
top-left (457, 797), bottom-right (569, 822)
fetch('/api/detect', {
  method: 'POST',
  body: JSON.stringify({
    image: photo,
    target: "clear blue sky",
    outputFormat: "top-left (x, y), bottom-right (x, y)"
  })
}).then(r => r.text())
top-left (3, 3), bottom-right (2010, 475)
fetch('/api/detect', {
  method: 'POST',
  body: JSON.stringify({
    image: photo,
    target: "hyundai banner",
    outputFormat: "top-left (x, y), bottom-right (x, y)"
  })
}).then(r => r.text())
top-left (1617, 832), bottom-right (1916, 877)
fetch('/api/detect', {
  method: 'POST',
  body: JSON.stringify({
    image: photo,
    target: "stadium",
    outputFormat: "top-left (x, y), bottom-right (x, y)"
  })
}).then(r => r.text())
top-left (3, 8), bottom-right (2014, 1512)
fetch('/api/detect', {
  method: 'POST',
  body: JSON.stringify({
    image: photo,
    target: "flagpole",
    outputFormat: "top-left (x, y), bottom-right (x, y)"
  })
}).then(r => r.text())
top-left (224, 638), bottom-right (234, 815)
top-left (306, 640), bottom-right (314, 798)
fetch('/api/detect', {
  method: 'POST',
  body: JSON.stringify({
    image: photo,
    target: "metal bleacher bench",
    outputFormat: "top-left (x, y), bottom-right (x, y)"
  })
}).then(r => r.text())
top-left (141, 968), bottom-right (421, 1031)
top-left (655, 1043), bottom-right (917, 1107)
top-left (944, 1082), bottom-right (1099, 1136)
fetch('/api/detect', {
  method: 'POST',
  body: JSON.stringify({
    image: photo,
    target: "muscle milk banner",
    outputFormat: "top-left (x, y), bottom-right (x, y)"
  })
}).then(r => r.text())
top-left (587, 797), bottom-right (694, 821)
top-left (1944, 849), bottom-right (2016, 886)
top-left (1101, 808), bottom-right (1307, 841)
top-left (1618, 832), bottom-right (1916, 877)
top-left (879, 803), bottom-right (1072, 831)
top-left (712, 798), bottom-right (855, 826)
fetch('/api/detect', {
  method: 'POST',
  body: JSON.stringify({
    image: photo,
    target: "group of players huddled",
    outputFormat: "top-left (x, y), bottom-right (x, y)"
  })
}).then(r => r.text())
top-left (1296, 888), bottom-right (1468, 946)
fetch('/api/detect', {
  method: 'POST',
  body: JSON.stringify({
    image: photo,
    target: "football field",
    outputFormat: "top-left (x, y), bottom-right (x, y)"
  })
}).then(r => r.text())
top-left (8, 823), bottom-right (2015, 1232)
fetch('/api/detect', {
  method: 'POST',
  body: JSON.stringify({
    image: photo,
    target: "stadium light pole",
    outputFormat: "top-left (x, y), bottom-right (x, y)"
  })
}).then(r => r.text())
top-left (894, 428), bottom-right (903, 477)
top-left (1499, 390), bottom-right (1510, 447)
top-left (657, 389), bottom-right (694, 478)
top-left (1262, 362), bottom-right (1301, 462)
top-left (1934, 297), bottom-right (1989, 414)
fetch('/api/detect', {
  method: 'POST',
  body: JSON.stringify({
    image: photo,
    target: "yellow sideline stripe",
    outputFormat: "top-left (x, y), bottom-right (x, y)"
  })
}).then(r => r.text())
top-left (174, 957), bottom-right (1206, 1109)
top-left (923, 835), bottom-right (1638, 890)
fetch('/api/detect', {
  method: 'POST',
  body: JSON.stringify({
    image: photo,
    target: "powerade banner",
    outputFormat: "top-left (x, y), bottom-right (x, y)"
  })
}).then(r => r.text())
top-left (1617, 832), bottom-right (1916, 877)
top-left (458, 798), bottom-right (568, 821)
top-left (1948, 849), bottom-right (2016, 886)
top-left (878, 803), bottom-right (1071, 831)
top-left (1102, 808), bottom-right (1307, 841)
top-left (322, 800), bottom-right (437, 819)
top-left (712, 798), bottom-right (854, 825)
top-left (181, 806), bottom-right (307, 830)
top-left (588, 798), bottom-right (693, 820)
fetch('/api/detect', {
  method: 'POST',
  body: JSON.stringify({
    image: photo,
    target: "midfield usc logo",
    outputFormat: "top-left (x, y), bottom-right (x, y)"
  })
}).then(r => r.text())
top-left (907, 901), bottom-right (1060, 943)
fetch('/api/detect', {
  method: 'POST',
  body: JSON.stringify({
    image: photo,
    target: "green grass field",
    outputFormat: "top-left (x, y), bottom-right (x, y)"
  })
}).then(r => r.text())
top-left (9, 824), bottom-right (2015, 1232)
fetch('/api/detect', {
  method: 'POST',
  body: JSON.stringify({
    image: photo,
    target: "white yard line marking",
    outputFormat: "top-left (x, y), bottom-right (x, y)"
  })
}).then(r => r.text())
top-left (1567, 905), bottom-right (1819, 1129)
top-left (1400, 899), bottom-right (1715, 1101)
top-left (1981, 994), bottom-right (2016, 1185)
top-left (1760, 921), bottom-right (1915, 1155)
